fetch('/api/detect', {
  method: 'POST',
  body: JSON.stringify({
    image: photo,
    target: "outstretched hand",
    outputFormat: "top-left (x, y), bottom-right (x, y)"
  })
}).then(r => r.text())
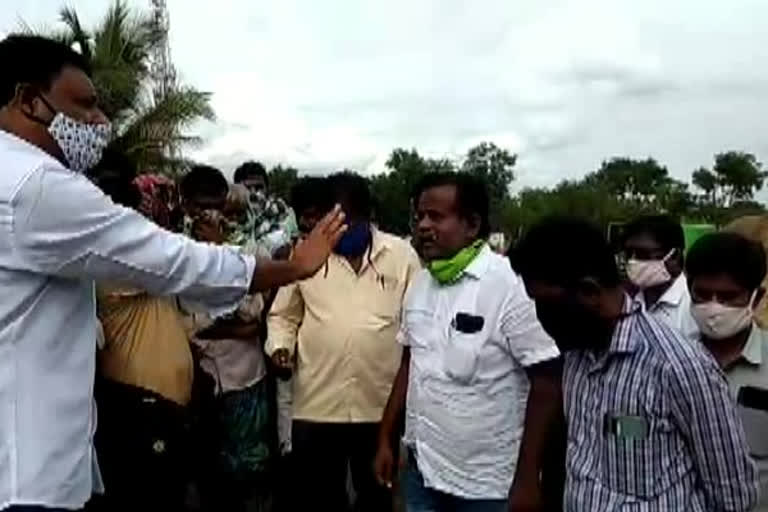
top-left (291, 205), bottom-right (346, 279)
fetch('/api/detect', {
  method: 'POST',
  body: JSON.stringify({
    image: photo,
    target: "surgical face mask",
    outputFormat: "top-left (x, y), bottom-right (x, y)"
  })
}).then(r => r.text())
top-left (691, 293), bottom-right (756, 340)
top-left (26, 95), bottom-right (111, 173)
top-left (626, 250), bottom-right (674, 289)
top-left (334, 221), bottom-right (371, 257)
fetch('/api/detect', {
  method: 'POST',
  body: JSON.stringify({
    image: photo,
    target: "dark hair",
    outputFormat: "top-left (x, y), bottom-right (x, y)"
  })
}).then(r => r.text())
top-left (326, 172), bottom-right (372, 219)
top-left (412, 172), bottom-right (491, 238)
top-left (686, 233), bottom-right (767, 291)
top-left (0, 35), bottom-right (91, 107)
top-left (290, 176), bottom-right (330, 215)
top-left (515, 216), bottom-right (621, 287)
top-left (233, 161), bottom-right (268, 186)
top-left (89, 148), bottom-right (137, 182)
top-left (179, 165), bottom-right (229, 200)
top-left (622, 215), bottom-right (685, 253)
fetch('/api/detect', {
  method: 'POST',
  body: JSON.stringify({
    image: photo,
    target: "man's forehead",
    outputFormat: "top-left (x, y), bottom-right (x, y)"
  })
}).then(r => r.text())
top-left (418, 184), bottom-right (457, 209)
top-left (624, 232), bottom-right (663, 249)
top-left (49, 66), bottom-right (97, 100)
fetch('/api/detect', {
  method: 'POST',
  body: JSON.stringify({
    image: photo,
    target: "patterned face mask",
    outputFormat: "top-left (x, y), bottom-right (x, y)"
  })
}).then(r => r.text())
top-left (25, 94), bottom-right (111, 174)
top-left (47, 113), bottom-right (111, 174)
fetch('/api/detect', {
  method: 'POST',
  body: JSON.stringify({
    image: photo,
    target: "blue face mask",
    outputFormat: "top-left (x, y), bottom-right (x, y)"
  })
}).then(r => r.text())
top-left (335, 222), bottom-right (371, 257)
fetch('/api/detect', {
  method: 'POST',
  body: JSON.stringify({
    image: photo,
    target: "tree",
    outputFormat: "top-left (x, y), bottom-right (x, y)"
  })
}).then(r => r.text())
top-left (268, 165), bottom-right (300, 202)
top-left (585, 157), bottom-right (678, 204)
top-left (693, 151), bottom-right (767, 207)
top-left (39, 1), bottom-right (214, 174)
top-left (460, 142), bottom-right (516, 228)
top-left (370, 148), bottom-right (455, 234)
top-left (692, 167), bottom-right (719, 205)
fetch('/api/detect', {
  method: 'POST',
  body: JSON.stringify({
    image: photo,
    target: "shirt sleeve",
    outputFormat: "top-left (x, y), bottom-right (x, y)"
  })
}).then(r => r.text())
top-left (265, 281), bottom-right (304, 357)
top-left (11, 164), bottom-right (255, 317)
top-left (666, 354), bottom-right (759, 511)
top-left (500, 278), bottom-right (560, 367)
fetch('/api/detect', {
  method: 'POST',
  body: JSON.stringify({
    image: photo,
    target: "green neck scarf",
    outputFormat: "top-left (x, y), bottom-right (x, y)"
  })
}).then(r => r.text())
top-left (427, 239), bottom-right (485, 285)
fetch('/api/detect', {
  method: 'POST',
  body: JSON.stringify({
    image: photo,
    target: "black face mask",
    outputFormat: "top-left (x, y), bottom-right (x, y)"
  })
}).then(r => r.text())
top-left (535, 298), bottom-right (612, 352)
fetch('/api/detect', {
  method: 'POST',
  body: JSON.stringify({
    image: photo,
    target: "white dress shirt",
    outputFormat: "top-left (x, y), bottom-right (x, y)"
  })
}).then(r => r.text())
top-left (636, 273), bottom-right (699, 343)
top-left (0, 130), bottom-right (255, 510)
top-left (400, 245), bottom-right (559, 500)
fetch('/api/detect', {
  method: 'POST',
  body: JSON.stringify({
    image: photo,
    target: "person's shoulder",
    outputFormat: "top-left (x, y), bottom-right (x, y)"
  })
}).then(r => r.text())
top-left (377, 230), bottom-right (419, 258)
top-left (0, 131), bottom-right (67, 197)
top-left (481, 248), bottom-right (520, 286)
top-left (636, 310), bottom-right (718, 373)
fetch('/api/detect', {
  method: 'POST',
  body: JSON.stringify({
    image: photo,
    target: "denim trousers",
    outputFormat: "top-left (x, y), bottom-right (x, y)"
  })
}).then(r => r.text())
top-left (403, 449), bottom-right (507, 512)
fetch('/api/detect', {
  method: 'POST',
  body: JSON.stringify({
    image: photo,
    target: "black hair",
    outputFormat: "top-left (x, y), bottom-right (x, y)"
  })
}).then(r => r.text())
top-left (622, 215), bottom-right (685, 253)
top-left (515, 216), bottom-right (621, 287)
top-left (89, 150), bottom-right (140, 209)
top-left (89, 148), bottom-right (137, 182)
top-left (0, 35), bottom-right (91, 107)
top-left (289, 176), bottom-right (330, 215)
top-left (412, 172), bottom-right (491, 238)
top-left (179, 165), bottom-right (229, 200)
top-left (233, 161), bottom-right (268, 186)
top-left (686, 233), bottom-right (767, 291)
top-left (326, 171), bottom-right (372, 220)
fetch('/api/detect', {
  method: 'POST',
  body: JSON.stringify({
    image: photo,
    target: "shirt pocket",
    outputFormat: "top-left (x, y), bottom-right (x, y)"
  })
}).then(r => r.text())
top-left (443, 329), bottom-right (482, 384)
top-left (738, 404), bottom-right (768, 458)
top-left (601, 402), bottom-right (675, 499)
top-left (402, 308), bottom-right (437, 350)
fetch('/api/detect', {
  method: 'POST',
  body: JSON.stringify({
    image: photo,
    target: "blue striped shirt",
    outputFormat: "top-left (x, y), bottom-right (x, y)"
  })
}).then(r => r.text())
top-left (563, 297), bottom-right (758, 511)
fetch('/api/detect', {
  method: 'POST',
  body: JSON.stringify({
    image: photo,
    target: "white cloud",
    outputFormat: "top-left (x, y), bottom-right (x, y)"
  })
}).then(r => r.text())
top-left (3, 0), bottom-right (768, 197)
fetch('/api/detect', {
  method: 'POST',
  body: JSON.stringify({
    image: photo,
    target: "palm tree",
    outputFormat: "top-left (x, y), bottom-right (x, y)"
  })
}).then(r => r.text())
top-left (32, 1), bottom-right (214, 174)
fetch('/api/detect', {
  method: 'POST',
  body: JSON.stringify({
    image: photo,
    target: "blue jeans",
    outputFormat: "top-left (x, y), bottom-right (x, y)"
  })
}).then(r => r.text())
top-left (403, 450), bottom-right (507, 512)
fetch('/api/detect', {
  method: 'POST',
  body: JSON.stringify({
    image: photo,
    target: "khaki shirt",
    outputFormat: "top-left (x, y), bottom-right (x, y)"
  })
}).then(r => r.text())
top-left (266, 230), bottom-right (420, 422)
top-left (723, 216), bottom-right (768, 328)
top-left (724, 325), bottom-right (768, 511)
top-left (97, 285), bottom-right (194, 405)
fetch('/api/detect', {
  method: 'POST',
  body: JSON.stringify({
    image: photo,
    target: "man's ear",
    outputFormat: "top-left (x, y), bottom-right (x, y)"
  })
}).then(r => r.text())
top-left (467, 213), bottom-right (482, 239)
top-left (666, 248), bottom-right (684, 276)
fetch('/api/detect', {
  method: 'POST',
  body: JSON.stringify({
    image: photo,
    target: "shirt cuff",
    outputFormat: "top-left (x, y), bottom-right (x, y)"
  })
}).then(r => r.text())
top-left (519, 345), bottom-right (560, 368)
top-left (205, 254), bottom-right (257, 319)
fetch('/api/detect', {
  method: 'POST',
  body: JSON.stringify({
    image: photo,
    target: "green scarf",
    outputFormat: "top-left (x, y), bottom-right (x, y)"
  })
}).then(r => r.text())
top-left (427, 239), bottom-right (485, 285)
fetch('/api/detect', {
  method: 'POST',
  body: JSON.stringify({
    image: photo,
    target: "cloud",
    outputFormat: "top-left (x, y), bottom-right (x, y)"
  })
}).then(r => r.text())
top-left (4, 0), bottom-right (768, 196)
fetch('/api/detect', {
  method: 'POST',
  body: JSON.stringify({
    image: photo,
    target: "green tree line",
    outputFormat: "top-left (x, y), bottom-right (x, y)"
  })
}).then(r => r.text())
top-left (267, 144), bottom-right (767, 238)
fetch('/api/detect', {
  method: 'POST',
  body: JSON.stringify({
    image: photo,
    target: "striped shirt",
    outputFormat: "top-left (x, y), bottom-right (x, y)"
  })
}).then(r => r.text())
top-left (563, 296), bottom-right (758, 511)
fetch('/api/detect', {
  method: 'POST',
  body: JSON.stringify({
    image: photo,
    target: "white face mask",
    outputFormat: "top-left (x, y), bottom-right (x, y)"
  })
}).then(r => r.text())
top-left (690, 292), bottom-right (756, 340)
top-left (626, 250), bottom-right (674, 289)
top-left (47, 113), bottom-right (111, 174)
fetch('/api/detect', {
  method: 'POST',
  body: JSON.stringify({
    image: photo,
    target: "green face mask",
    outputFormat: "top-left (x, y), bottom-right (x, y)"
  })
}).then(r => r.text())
top-left (427, 239), bottom-right (485, 285)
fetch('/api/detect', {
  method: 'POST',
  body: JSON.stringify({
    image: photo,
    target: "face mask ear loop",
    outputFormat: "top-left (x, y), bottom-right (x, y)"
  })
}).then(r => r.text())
top-left (23, 93), bottom-right (57, 127)
top-left (662, 248), bottom-right (676, 263)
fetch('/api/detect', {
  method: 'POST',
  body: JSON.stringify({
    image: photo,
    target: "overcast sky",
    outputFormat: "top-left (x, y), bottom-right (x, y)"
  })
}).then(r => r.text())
top-left (4, 0), bottom-right (768, 195)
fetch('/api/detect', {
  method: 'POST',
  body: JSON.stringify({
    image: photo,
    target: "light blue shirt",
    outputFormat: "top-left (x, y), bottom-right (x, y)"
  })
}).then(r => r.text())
top-left (0, 130), bottom-right (255, 509)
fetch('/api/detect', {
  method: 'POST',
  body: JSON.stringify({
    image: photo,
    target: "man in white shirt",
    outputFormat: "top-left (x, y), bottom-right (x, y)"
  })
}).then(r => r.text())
top-left (621, 215), bottom-right (699, 342)
top-left (375, 172), bottom-right (561, 512)
top-left (0, 35), bottom-right (344, 511)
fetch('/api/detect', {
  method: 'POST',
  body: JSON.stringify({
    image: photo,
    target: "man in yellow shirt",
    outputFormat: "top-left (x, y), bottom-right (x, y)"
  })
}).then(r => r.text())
top-left (90, 161), bottom-right (195, 512)
top-left (267, 172), bottom-right (421, 512)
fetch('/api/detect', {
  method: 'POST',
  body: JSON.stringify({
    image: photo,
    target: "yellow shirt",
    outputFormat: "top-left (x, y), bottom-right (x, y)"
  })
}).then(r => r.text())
top-left (97, 285), bottom-right (194, 405)
top-left (266, 230), bottom-right (421, 422)
top-left (723, 215), bottom-right (768, 328)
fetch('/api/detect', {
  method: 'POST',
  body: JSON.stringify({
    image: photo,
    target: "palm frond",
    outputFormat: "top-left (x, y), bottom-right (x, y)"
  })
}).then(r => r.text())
top-left (59, 6), bottom-right (92, 60)
top-left (109, 87), bottom-right (214, 173)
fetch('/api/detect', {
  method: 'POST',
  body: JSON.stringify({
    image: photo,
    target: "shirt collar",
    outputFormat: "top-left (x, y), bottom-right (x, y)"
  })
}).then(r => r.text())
top-left (656, 273), bottom-right (688, 307)
top-left (607, 294), bottom-right (643, 355)
top-left (740, 323), bottom-right (765, 366)
top-left (462, 243), bottom-right (492, 280)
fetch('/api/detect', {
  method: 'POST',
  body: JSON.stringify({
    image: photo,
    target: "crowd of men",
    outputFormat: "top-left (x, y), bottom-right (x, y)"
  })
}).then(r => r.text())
top-left (0, 33), bottom-right (767, 512)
